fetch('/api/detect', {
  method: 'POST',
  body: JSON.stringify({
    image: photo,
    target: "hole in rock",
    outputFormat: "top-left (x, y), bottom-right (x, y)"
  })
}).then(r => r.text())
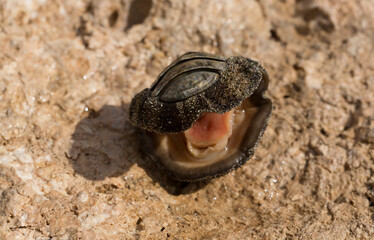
top-left (125, 0), bottom-right (152, 30)
top-left (109, 10), bottom-right (119, 27)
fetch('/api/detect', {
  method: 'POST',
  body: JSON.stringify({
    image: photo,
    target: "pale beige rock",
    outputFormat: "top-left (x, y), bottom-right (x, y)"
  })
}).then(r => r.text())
top-left (1, 0), bottom-right (374, 239)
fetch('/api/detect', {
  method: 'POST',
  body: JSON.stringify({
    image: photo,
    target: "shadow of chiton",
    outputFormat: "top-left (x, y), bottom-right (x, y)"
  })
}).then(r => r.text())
top-left (129, 52), bottom-right (272, 181)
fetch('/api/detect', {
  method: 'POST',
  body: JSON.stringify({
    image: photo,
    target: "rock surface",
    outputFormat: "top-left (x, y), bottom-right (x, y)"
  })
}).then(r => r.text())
top-left (1, 0), bottom-right (374, 239)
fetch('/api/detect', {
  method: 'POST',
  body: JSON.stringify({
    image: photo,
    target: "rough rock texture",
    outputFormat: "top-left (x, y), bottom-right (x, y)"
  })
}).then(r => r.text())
top-left (0, 0), bottom-right (373, 239)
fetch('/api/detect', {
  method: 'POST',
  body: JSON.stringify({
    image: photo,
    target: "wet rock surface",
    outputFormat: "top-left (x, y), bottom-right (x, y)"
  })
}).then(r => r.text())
top-left (0, 0), bottom-right (373, 239)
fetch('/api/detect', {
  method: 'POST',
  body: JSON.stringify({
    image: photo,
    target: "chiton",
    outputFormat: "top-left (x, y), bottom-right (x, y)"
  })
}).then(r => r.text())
top-left (129, 52), bottom-right (272, 181)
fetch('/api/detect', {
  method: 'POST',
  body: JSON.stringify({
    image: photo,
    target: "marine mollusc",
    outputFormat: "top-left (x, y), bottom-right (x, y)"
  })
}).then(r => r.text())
top-left (130, 52), bottom-right (272, 181)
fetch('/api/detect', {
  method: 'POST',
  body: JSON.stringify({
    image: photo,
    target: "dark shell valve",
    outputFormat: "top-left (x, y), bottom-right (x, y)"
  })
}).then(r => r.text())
top-left (129, 52), bottom-right (272, 181)
top-left (151, 52), bottom-right (226, 102)
top-left (159, 71), bottom-right (220, 102)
